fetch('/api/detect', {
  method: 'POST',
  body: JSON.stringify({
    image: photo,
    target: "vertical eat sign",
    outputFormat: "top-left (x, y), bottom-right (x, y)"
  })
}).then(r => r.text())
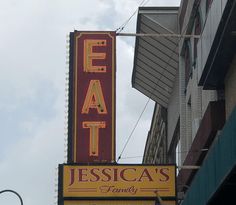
top-left (68, 31), bottom-right (116, 163)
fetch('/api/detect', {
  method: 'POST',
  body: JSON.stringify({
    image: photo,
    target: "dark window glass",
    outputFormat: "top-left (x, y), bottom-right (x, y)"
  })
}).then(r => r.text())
top-left (185, 41), bottom-right (191, 86)
top-left (206, 0), bottom-right (213, 13)
top-left (194, 12), bottom-right (202, 60)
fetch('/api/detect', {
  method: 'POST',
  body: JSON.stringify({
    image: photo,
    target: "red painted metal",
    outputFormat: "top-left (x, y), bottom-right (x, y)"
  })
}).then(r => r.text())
top-left (70, 31), bottom-right (116, 163)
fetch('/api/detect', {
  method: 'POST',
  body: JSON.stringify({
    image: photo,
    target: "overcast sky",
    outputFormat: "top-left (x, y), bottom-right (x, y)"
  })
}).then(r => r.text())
top-left (0, 0), bottom-right (179, 205)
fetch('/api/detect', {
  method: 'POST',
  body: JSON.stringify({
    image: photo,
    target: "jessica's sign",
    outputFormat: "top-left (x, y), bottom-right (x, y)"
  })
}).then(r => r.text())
top-left (63, 201), bottom-right (176, 205)
top-left (59, 164), bottom-right (176, 199)
top-left (64, 200), bottom-right (156, 205)
top-left (68, 31), bottom-right (116, 163)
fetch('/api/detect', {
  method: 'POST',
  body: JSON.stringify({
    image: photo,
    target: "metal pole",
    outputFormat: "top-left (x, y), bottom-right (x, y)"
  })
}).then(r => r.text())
top-left (177, 165), bottom-right (200, 169)
top-left (0, 190), bottom-right (23, 205)
top-left (116, 32), bottom-right (200, 38)
top-left (155, 190), bottom-right (164, 205)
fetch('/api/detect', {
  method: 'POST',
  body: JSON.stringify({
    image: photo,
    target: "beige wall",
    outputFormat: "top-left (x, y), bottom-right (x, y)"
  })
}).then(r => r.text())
top-left (225, 55), bottom-right (236, 119)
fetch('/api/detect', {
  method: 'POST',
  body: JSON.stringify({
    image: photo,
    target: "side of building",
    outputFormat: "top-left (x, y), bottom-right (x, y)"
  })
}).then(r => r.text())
top-left (132, 0), bottom-right (236, 204)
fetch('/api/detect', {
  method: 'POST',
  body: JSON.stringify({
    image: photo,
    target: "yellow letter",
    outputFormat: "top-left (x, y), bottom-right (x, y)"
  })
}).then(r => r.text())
top-left (83, 121), bottom-right (106, 156)
top-left (82, 80), bottom-right (107, 114)
top-left (84, 39), bottom-right (107, 72)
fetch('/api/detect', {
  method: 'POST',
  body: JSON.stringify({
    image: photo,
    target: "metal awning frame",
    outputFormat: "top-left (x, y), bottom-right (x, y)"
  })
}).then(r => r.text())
top-left (117, 32), bottom-right (200, 38)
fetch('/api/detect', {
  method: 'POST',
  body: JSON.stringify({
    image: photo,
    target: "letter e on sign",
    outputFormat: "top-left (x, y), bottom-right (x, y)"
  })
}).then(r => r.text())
top-left (83, 39), bottom-right (107, 73)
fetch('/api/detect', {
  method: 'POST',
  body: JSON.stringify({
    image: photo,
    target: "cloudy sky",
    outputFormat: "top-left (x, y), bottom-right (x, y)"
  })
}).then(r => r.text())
top-left (0, 0), bottom-right (179, 205)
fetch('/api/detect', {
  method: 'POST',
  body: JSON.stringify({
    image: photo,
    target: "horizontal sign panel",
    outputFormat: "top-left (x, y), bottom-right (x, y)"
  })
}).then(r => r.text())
top-left (60, 164), bottom-right (176, 199)
top-left (64, 200), bottom-right (156, 205)
top-left (64, 200), bottom-right (176, 205)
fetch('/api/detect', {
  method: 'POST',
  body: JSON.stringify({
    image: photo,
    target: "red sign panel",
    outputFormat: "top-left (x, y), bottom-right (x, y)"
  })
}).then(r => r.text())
top-left (69, 31), bottom-right (116, 163)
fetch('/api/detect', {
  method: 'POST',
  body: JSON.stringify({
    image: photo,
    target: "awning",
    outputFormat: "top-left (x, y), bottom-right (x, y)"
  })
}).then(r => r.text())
top-left (132, 7), bottom-right (179, 108)
top-left (180, 107), bottom-right (236, 205)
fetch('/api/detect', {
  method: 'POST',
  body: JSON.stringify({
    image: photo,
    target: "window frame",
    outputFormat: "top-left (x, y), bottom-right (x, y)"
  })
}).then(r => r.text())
top-left (184, 40), bottom-right (192, 87)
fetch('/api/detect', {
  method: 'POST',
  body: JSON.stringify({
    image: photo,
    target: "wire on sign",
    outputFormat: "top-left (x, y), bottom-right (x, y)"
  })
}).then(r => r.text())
top-left (116, 0), bottom-right (151, 33)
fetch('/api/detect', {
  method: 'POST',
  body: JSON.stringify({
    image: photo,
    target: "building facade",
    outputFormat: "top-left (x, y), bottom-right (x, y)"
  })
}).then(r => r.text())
top-left (132, 0), bottom-right (236, 204)
top-left (142, 104), bottom-right (167, 164)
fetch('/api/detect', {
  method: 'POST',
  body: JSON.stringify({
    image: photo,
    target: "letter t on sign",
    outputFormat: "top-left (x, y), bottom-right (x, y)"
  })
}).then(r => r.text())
top-left (83, 121), bottom-right (106, 156)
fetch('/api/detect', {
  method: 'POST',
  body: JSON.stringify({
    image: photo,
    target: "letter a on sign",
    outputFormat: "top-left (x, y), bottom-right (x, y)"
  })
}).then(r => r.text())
top-left (67, 31), bottom-right (116, 163)
top-left (82, 80), bottom-right (107, 114)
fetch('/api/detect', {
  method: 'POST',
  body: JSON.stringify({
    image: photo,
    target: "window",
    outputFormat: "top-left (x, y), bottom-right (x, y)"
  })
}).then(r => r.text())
top-left (194, 12), bottom-right (202, 61)
top-left (206, 0), bottom-right (213, 14)
top-left (184, 40), bottom-right (192, 86)
top-left (176, 139), bottom-right (181, 174)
